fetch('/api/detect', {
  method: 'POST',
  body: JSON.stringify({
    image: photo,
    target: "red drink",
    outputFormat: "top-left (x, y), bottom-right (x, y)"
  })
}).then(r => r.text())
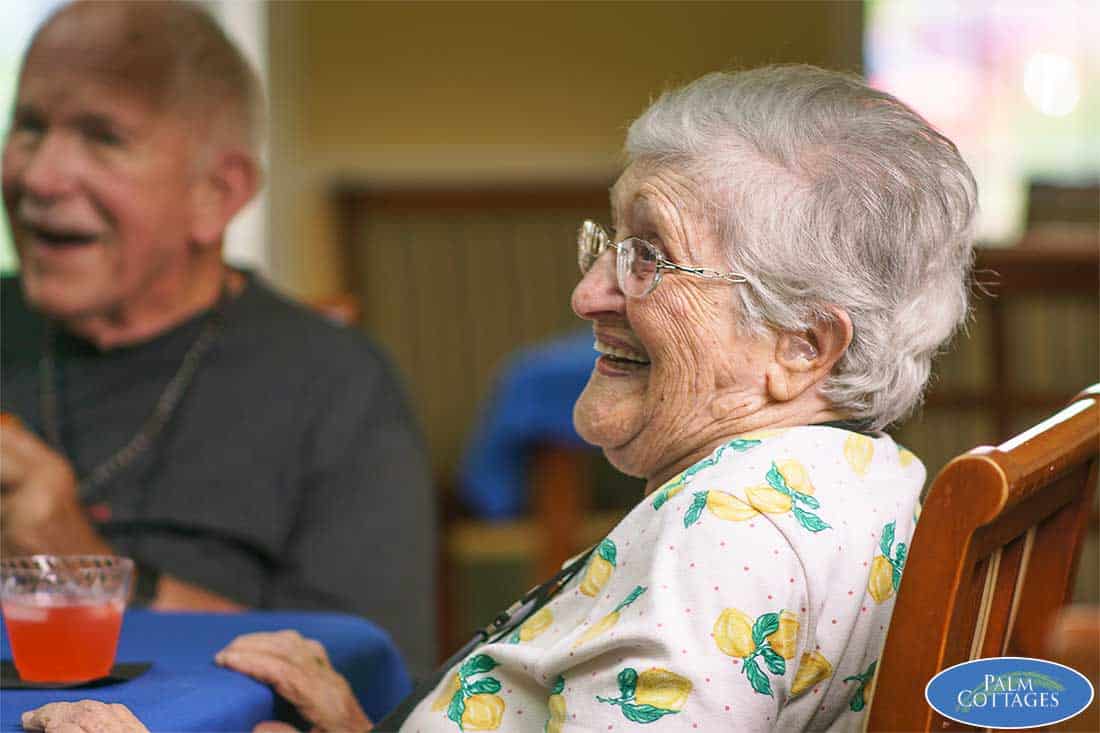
top-left (2, 599), bottom-right (125, 683)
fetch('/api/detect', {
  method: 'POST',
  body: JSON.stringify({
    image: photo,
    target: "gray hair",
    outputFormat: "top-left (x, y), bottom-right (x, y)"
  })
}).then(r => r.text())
top-left (626, 65), bottom-right (977, 429)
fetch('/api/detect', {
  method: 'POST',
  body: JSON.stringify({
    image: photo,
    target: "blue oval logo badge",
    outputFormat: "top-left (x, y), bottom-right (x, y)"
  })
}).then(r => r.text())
top-left (925, 657), bottom-right (1094, 729)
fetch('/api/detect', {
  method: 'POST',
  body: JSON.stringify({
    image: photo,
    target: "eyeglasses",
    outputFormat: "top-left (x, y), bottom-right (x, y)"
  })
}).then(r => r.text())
top-left (577, 220), bottom-right (749, 298)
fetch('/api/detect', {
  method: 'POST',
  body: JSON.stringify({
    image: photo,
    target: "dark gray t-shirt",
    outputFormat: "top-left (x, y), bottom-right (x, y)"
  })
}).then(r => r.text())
top-left (1, 272), bottom-right (437, 677)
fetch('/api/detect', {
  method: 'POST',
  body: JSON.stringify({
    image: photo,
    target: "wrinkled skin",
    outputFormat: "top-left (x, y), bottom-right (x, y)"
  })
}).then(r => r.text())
top-left (21, 700), bottom-right (149, 733)
top-left (572, 162), bottom-right (845, 494)
top-left (214, 630), bottom-right (374, 733)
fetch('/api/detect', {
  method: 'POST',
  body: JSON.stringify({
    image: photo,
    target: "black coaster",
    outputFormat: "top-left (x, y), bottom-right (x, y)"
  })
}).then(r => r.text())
top-left (0, 660), bottom-right (151, 689)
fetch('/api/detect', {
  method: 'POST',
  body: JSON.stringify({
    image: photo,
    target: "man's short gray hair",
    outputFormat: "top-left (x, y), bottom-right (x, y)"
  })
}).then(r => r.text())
top-left (30, 0), bottom-right (265, 157)
top-left (626, 65), bottom-right (977, 429)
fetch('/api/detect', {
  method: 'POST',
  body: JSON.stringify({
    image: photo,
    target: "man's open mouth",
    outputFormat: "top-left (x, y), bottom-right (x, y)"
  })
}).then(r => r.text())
top-left (24, 224), bottom-right (99, 247)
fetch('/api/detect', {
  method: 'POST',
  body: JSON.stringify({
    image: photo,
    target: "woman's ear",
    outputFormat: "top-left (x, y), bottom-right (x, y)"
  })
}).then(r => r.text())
top-left (766, 308), bottom-right (853, 402)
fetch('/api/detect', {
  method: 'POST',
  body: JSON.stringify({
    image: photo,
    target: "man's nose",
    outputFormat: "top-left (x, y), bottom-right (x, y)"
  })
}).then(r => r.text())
top-left (16, 132), bottom-right (80, 201)
top-left (571, 249), bottom-right (626, 320)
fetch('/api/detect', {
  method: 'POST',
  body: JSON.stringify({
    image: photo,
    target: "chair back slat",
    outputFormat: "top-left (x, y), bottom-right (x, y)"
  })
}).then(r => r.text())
top-left (868, 385), bottom-right (1099, 731)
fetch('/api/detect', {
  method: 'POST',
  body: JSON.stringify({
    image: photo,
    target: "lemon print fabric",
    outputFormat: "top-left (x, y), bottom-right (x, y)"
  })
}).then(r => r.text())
top-left (683, 461), bottom-right (829, 533)
top-left (580, 538), bottom-right (617, 597)
top-left (652, 437), bottom-right (762, 510)
top-left (844, 660), bottom-right (877, 712)
top-left (791, 651), bottom-right (834, 696)
top-left (508, 605), bottom-right (553, 644)
top-left (713, 607), bottom-right (798, 697)
top-left (868, 520), bottom-right (907, 603)
top-left (435, 653), bottom-right (505, 730)
top-left (545, 675), bottom-right (566, 733)
top-left (572, 585), bottom-right (646, 649)
top-left (844, 434), bottom-right (874, 476)
top-left (596, 667), bottom-right (693, 723)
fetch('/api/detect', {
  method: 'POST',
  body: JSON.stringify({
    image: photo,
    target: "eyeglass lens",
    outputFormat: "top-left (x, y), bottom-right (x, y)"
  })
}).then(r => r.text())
top-left (577, 221), bottom-right (660, 298)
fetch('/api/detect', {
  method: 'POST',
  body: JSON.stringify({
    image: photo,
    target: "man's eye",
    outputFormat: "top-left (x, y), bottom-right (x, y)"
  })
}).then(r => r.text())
top-left (82, 125), bottom-right (123, 146)
top-left (12, 115), bottom-right (45, 135)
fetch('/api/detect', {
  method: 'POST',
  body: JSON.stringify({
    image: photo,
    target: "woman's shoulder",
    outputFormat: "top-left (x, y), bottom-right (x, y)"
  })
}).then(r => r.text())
top-left (628, 426), bottom-right (925, 564)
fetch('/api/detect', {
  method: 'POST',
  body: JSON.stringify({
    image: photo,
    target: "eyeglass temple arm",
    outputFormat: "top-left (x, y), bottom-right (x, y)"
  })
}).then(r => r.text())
top-left (659, 260), bottom-right (749, 283)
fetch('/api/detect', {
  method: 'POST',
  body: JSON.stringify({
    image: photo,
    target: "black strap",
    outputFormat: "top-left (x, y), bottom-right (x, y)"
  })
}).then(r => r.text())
top-left (373, 546), bottom-right (596, 731)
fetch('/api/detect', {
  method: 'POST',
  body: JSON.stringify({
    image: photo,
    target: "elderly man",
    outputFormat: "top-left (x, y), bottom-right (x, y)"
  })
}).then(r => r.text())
top-left (0, 0), bottom-right (436, 676)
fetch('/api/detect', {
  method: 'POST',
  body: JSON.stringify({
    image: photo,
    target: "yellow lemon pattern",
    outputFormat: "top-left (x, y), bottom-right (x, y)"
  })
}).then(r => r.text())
top-left (440, 653), bottom-right (505, 730)
top-left (765, 610), bottom-right (799, 660)
top-left (545, 675), bottom-right (566, 733)
top-left (596, 667), bottom-right (693, 723)
top-left (580, 538), bottom-right (617, 597)
top-left (572, 585), bottom-right (646, 649)
top-left (843, 660), bottom-right (877, 712)
top-left (867, 520), bottom-right (907, 603)
top-left (652, 437), bottom-right (762, 510)
top-left (791, 651), bottom-right (834, 696)
top-left (844, 434), bottom-right (874, 476)
top-left (704, 490), bottom-right (759, 521)
top-left (683, 461), bottom-right (829, 533)
top-left (897, 447), bottom-right (915, 468)
top-left (713, 607), bottom-right (797, 697)
top-left (509, 606), bottom-right (554, 644)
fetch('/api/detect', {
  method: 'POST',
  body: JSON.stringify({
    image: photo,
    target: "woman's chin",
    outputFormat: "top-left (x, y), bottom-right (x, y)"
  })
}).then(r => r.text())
top-left (573, 388), bottom-right (643, 455)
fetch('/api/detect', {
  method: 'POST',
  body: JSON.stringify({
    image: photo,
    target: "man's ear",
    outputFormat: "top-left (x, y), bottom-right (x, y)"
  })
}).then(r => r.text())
top-left (190, 149), bottom-right (260, 249)
top-left (765, 308), bottom-right (853, 402)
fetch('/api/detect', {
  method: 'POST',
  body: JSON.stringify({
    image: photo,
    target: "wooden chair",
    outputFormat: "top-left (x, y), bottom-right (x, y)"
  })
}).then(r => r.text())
top-left (869, 385), bottom-right (1100, 731)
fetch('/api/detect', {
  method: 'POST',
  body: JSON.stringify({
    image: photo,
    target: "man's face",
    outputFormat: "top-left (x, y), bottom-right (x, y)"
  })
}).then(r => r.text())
top-left (2, 53), bottom-right (201, 320)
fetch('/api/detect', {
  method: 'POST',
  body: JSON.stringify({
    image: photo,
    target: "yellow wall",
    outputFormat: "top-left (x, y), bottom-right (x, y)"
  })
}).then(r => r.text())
top-left (266, 0), bottom-right (862, 296)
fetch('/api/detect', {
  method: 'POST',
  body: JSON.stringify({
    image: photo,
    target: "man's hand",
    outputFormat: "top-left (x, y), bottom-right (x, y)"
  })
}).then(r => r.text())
top-left (0, 415), bottom-right (112, 558)
top-left (216, 630), bottom-right (374, 732)
top-left (22, 701), bottom-right (149, 733)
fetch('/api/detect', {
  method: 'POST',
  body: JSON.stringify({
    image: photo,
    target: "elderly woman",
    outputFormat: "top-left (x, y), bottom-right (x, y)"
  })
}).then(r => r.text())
top-left (23, 65), bottom-right (974, 733)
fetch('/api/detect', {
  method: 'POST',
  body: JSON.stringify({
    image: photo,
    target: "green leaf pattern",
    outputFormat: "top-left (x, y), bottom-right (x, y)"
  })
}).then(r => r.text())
top-left (683, 491), bottom-right (708, 528)
top-left (445, 653), bottom-right (503, 731)
top-left (843, 660), bottom-right (877, 712)
top-left (766, 462), bottom-right (831, 533)
top-left (879, 521), bottom-right (908, 591)
top-left (653, 438), bottom-right (762, 510)
top-left (597, 538), bottom-right (617, 566)
top-left (596, 667), bottom-right (681, 724)
top-left (732, 609), bottom-right (790, 698)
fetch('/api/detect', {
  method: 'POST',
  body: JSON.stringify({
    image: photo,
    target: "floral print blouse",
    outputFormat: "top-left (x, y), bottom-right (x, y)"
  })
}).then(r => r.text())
top-left (401, 426), bottom-right (924, 732)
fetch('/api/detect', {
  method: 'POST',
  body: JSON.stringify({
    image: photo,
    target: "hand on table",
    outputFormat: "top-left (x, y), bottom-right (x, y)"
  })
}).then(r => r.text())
top-left (0, 414), bottom-right (112, 558)
top-left (22, 701), bottom-right (149, 733)
top-left (216, 630), bottom-right (374, 733)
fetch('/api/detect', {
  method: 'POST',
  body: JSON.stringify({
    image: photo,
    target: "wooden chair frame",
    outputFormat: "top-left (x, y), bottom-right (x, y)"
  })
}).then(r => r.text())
top-left (869, 385), bottom-right (1099, 731)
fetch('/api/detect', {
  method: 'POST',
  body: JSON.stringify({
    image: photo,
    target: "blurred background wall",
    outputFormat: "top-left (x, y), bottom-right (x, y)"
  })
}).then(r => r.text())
top-left (1, 0), bottom-right (1095, 657)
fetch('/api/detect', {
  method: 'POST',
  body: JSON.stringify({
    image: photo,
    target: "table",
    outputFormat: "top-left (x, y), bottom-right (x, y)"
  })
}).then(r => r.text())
top-left (1, 610), bottom-right (412, 732)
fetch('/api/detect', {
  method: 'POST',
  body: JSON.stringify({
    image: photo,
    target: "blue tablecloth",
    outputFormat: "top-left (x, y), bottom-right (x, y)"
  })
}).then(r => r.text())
top-left (459, 329), bottom-right (596, 519)
top-left (1, 610), bottom-right (411, 732)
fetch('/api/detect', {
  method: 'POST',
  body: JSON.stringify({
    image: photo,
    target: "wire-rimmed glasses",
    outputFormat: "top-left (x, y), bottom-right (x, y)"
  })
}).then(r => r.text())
top-left (577, 220), bottom-right (749, 298)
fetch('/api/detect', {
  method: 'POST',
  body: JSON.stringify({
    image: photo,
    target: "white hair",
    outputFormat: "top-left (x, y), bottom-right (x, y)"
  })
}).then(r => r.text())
top-left (626, 65), bottom-right (977, 429)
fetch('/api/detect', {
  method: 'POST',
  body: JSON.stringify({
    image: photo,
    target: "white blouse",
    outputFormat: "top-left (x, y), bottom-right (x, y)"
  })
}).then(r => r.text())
top-left (401, 426), bottom-right (924, 732)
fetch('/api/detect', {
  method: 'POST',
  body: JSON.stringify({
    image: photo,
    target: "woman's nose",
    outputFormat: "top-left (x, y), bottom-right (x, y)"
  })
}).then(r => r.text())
top-left (571, 249), bottom-right (626, 320)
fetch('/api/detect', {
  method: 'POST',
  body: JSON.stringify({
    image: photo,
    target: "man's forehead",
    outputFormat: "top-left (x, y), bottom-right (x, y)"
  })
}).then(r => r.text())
top-left (17, 60), bottom-right (164, 127)
top-left (23, 5), bottom-right (176, 108)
